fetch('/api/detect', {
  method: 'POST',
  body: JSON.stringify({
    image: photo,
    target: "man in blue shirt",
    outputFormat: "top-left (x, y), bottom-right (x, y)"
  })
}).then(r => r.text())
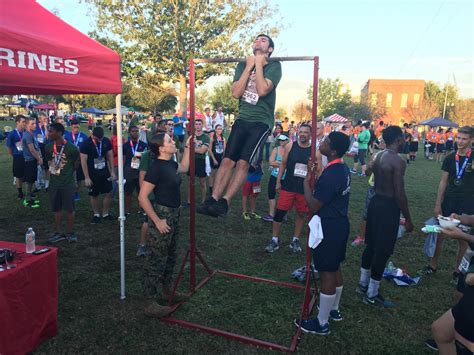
top-left (172, 113), bottom-right (186, 147)
top-left (6, 115), bottom-right (26, 199)
top-left (22, 117), bottom-right (43, 208)
top-left (34, 112), bottom-right (50, 190)
top-left (295, 131), bottom-right (351, 336)
top-left (65, 119), bottom-right (89, 200)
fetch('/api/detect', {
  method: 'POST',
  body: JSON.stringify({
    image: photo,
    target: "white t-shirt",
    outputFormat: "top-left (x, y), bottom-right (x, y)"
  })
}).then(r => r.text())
top-left (204, 115), bottom-right (213, 131)
top-left (214, 111), bottom-right (224, 128)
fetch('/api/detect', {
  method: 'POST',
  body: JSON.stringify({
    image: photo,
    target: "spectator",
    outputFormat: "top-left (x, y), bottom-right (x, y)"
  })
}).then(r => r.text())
top-left (22, 117), bottom-right (43, 208)
top-left (64, 119), bottom-right (88, 201)
top-left (242, 159), bottom-right (263, 220)
top-left (208, 124), bottom-right (226, 195)
top-left (6, 115), bottom-right (26, 199)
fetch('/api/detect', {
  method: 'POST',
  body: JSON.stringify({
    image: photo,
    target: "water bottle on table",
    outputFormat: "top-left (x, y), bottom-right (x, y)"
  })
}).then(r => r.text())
top-left (25, 227), bottom-right (36, 254)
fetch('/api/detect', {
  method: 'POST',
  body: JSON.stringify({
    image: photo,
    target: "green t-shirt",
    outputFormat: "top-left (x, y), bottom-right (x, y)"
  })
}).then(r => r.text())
top-left (357, 129), bottom-right (371, 149)
top-left (194, 133), bottom-right (210, 159)
top-left (233, 61), bottom-right (282, 129)
top-left (44, 141), bottom-right (80, 188)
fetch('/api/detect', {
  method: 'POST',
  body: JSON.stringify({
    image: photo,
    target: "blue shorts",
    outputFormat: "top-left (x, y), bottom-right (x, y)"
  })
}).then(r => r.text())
top-left (312, 217), bottom-right (349, 272)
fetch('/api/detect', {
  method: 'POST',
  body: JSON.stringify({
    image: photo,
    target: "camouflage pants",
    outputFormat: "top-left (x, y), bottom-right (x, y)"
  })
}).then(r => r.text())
top-left (143, 205), bottom-right (180, 299)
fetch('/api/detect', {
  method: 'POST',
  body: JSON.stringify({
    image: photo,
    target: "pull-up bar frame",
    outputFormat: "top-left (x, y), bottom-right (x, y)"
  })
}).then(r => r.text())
top-left (162, 56), bottom-right (320, 353)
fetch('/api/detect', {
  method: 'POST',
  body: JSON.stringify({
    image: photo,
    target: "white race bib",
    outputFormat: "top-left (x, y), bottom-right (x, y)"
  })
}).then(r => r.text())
top-left (252, 185), bottom-right (262, 194)
top-left (459, 257), bottom-right (470, 273)
top-left (294, 163), bottom-right (307, 178)
top-left (94, 157), bottom-right (106, 170)
top-left (15, 142), bottom-right (23, 151)
top-left (131, 157), bottom-right (140, 169)
top-left (242, 73), bottom-right (259, 105)
top-left (37, 135), bottom-right (45, 144)
top-left (49, 160), bottom-right (61, 176)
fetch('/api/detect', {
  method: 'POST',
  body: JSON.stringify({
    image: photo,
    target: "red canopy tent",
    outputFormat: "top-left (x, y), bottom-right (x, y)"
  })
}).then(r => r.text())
top-left (0, 0), bottom-right (127, 301)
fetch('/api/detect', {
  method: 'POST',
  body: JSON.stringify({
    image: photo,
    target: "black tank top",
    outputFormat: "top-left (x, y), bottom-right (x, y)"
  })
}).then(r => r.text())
top-left (212, 136), bottom-right (225, 156)
top-left (281, 142), bottom-right (311, 194)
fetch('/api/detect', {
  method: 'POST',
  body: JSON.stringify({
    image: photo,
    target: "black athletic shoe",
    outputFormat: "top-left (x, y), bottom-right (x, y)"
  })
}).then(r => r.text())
top-left (102, 214), bottom-right (115, 221)
top-left (91, 215), bottom-right (101, 224)
top-left (17, 192), bottom-right (24, 200)
top-left (425, 339), bottom-right (438, 351)
top-left (208, 198), bottom-right (228, 217)
top-left (197, 197), bottom-right (217, 216)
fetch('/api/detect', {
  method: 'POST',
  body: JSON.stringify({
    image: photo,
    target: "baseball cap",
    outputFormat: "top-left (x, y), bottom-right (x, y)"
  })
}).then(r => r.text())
top-left (277, 134), bottom-right (289, 141)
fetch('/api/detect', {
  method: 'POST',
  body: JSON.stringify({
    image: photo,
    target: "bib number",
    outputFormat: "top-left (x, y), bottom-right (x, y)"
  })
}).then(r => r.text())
top-left (49, 160), bottom-right (61, 176)
top-left (252, 185), bottom-right (262, 194)
top-left (37, 135), bottom-right (45, 144)
top-left (131, 157), bottom-right (140, 169)
top-left (459, 257), bottom-right (470, 273)
top-left (242, 74), bottom-right (259, 105)
top-left (94, 157), bottom-right (106, 170)
top-left (15, 142), bottom-right (23, 151)
top-left (294, 163), bottom-right (308, 178)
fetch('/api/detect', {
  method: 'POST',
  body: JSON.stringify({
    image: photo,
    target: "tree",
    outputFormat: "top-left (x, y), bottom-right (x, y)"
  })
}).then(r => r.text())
top-left (343, 101), bottom-right (385, 123)
top-left (307, 78), bottom-right (352, 118)
top-left (452, 99), bottom-right (474, 127)
top-left (404, 100), bottom-right (439, 123)
top-left (424, 81), bottom-right (459, 116)
top-left (210, 80), bottom-right (239, 117)
top-left (195, 88), bottom-right (211, 113)
top-left (291, 100), bottom-right (312, 122)
top-left (85, 0), bottom-right (280, 114)
top-left (275, 106), bottom-right (287, 120)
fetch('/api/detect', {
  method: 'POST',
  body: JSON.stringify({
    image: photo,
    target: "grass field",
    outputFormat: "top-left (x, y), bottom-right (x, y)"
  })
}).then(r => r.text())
top-left (0, 121), bottom-right (461, 354)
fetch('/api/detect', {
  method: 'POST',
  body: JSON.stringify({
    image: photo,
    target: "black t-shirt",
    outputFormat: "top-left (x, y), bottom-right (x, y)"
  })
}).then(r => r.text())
top-left (123, 138), bottom-right (148, 179)
top-left (441, 150), bottom-right (474, 200)
top-left (80, 137), bottom-right (113, 178)
top-left (313, 163), bottom-right (351, 219)
top-left (144, 159), bottom-right (181, 208)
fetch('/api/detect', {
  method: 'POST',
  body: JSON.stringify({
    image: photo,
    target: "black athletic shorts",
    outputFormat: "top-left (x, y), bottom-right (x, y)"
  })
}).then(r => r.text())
top-left (125, 177), bottom-right (140, 194)
top-left (409, 141), bottom-right (419, 153)
top-left (268, 175), bottom-right (277, 200)
top-left (12, 155), bottom-right (25, 179)
top-left (49, 187), bottom-right (75, 213)
top-left (442, 198), bottom-right (474, 216)
top-left (210, 153), bottom-right (223, 169)
top-left (403, 142), bottom-right (410, 154)
top-left (88, 175), bottom-right (112, 197)
top-left (353, 148), bottom-right (367, 165)
top-left (312, 217), bottom-right (349, 272)
top-left (428, 143), bottom-right (436, 153)
top-left (446, 140), bottom-right (454, 151)
top-left (452, 302), bottom-right (474, 342)
top-left (362, 186), bottom-right (376, 220)
top-left (224, 119), bottom-right (270, 166)
top-left (188, 158), bottom-right (207, 178)
top-left (436, 143), bottom-right (446, 153)
top-left (365, 194), bottom-right (401, 255)
top-left (24, 160), bottom-right (38, 184)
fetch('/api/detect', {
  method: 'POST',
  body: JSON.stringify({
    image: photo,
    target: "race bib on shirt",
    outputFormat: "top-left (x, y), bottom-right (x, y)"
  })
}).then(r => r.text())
top-left (37, 135), bottom-right (45, 144)
top-left (459, 257), bottom-right (470, 274)
top-left (242, 72), bottom-right (259, 105)
top-left (294, 163), bottom-right (308, 178)
top-left (252, 185), bottom-right (262, 194)
top-left (15, 142), bottom-right (23, 151)
top-left (131, 157), bottom-right (140, 169)
top-left (94, 157), bottom-right (106, 170)
top-left (49, 160), bottom-right (61, 176)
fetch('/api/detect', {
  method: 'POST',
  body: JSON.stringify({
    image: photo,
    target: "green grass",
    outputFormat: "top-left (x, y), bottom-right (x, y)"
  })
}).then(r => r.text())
top-left (0, 121), bottom-right (460, 354)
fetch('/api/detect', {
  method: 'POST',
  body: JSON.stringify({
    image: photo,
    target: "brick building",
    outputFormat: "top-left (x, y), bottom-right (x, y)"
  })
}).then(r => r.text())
top-left (361, 79), bottom-right (425, 125)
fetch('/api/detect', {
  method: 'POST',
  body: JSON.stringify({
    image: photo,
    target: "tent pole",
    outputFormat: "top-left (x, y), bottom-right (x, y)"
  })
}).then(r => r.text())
top-left (116, 94), bottom-right (126, 300)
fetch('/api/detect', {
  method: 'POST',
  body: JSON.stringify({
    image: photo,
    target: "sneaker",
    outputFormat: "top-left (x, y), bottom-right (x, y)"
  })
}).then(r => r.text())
top-left (67, 233), bottom-right (78, 243)
top-left (329, 309), bottom-right (343, 322)
top-left (102, 214), bottom-right (115, 221)
top-left (196, 197), bottom-right (215, 216)
top-left (265, 240), bottom-right (280, 253)
top-left (25, 200), bottom-right (40, 208)
top-left (208, 198), bottom-right (228, 217)
top-left (48, 233), bottom-right (67, 244)
top-left (363, 293), bottom-right (395, 308)
top-left (351, 235), bottom-right (365, 246)
top-left (17, 192), bottom-right (24, 200)
top-left (294, 318), bottom-right (330, 336)
top-left (136, 245), bottom-right (146, 257)
top-left (425, 339), bottom-right (438, 351)
top-left (350, 169), bottom-right (357, 174)
top-left (74, 192), bottom-right (80, 201)
top-left (262, 214), bottom-right (274, 222)
top-left (356, 283), bottom-right (368, 295)
top-left (249, 212), bottom-right (261, 220)
top-left (417, 265), bottom-right (437, 276)
top-left (289, 239), bottom-right (302, 253)
top-left (91, 215), bottom-right (101, 224)
top-left (242, 212), bottom-right (251, 220)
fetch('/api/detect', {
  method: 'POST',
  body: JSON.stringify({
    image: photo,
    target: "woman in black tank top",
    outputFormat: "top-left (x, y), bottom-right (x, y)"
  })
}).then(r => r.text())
top-left (208, 124), bottom-right (226, 194)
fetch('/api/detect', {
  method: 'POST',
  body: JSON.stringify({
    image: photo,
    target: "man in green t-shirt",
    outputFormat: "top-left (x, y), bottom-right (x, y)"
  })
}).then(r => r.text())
top-left (351, 122), bottom-right (371, 176)
top-left (44, 123), bottom-right (80, 243)
top-left (187, 119), bottom-right (210, 206)
top-left (200, 34), bottom-right (282, 217)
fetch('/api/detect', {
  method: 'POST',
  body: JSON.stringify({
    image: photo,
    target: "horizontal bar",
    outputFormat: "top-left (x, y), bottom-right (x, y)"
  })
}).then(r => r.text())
top-left (161, 317), bottom-right (294, 353)
top-left (217, 270), bottom-right (312, 291)
top-left (193, 56), bottom-right (317, 64)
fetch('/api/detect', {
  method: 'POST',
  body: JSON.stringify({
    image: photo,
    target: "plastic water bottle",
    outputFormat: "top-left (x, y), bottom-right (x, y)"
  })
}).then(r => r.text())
top-left (387, 261), bottom-right (395, 274)
top-left (25, 227), bottom-right (36, 254)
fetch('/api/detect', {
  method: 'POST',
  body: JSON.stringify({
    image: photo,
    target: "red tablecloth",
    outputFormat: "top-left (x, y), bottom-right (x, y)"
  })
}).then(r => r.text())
top-left (0, 241), bottom-right (58, 355)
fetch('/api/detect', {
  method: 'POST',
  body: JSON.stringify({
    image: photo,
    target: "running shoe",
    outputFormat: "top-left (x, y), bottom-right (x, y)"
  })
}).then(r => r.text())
top-left (424, 339), bottom-right (438, 351)
top-left (351, 235), bottom-right (365, 246)
top-left (356, 283), bottom-right (368, 295)
top-left (17, 192), bottom-right (24, 200)
top-left (242, 212), bottom-right (251, 220)
top-left (136, 245), bottom-right (146, 257)
top-left (265, 240), bottom-right (280, 253)
top-left (91, 215), bottom-right (101, 224)
top-left (24, 200), bottom-right (40, 208)
top-left (350, 169), bottom-right (357, 174)
top-left (289, 239), bottom-right (303, 253)
top-left (67, 233), bottom-right (78, 243)
top-left (417, 265), bottom-right (437, 276)
top-left (329, 309), bottom-right (343, 322)
top-left (363, 293), bottom-right (395, 308)
top-left (294, 318), bottom-right (330, 335)
top-left (262, 214), bottom-right (274, 222)
top-left (249, 212), bottom-right (261, 220)
top-left (208, 198), bottom-right (228, 217)
top-left (48, 233), bottom-right (67, 244)
top-left (102, 214), bottom-right (115, 221)
top-left (196, 197), bottom-right (215, 216)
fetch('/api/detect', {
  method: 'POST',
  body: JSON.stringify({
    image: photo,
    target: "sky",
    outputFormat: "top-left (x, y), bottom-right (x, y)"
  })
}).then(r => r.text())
top-left (38, 0), bottom-right (474, 112)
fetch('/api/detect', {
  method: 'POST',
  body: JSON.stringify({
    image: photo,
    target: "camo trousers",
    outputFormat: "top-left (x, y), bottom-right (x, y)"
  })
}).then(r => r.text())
top-left (143, 205), bottom-right (180, 299)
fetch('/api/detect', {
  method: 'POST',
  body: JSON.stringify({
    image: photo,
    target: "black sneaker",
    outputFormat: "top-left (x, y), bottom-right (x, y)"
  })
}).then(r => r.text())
top-left (91, 215), bottom-right (101, 224)
top-left (197, 197), bottom-right (216, 216)
top-left (48, 233), bottom-right (67, 244)
top-left (425, 339), bottom-right (438, 351)
top-left (102, 214), bottom-right (115, 221)
top-left (208, 198), bottom-right (228, 217)
top-left (17, 192), bottom-right (24, 200)
top-left (451, 271), bottom-right (461, 285)
top-left (417, 265), bottom-right (437, 276)
top-left (356, 283), bottom-right (368, 295)
top-left (363, 293), bottom-right (395, 308)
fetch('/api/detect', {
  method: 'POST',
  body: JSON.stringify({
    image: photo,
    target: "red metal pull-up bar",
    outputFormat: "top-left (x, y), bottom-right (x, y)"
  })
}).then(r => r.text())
top-left (192, 56), bottom-right (317, 64)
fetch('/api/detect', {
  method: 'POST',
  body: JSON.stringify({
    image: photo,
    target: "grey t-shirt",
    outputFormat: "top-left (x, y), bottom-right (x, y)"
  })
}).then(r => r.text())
top-left (22, 130), bottom-right (41, 162)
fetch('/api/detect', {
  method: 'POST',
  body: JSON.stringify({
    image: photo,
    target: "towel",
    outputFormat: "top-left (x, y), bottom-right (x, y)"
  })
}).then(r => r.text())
top-left (308, 215), bottom-right (324, 249)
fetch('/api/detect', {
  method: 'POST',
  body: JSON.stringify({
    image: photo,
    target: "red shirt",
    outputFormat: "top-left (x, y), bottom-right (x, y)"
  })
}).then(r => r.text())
top-left (111, 136), bottom-right (125, 167)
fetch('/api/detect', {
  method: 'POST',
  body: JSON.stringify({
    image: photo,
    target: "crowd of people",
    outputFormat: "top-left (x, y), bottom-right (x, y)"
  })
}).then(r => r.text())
top-left (4, 33), bottom-right (474, 354)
